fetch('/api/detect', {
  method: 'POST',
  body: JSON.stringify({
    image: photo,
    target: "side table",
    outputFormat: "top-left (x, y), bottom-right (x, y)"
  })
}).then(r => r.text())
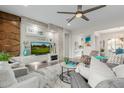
top-left (59, 62), bottom-right (77, 84)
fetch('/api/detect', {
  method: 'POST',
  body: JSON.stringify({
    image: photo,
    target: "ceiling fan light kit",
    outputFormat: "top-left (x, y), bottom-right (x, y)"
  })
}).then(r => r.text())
top-left (57, 5), bottom-right (106, 23)
top-left (67, 23), bottom-right (71, 26)
top-left (76, 13), bottom-right (82, 18)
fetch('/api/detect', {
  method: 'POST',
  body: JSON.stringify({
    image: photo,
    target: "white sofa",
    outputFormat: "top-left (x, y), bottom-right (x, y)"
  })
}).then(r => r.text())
top-left (75, 57), bottom-right (124, 88)
top-left (75, 63), bottom-right (90, 79)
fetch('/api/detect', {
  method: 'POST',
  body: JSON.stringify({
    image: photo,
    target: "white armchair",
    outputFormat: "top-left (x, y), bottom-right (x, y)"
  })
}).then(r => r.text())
top-left (9, 76), bottom-right (40, 88)
top-left (0, 62), bottom-right (41, 88)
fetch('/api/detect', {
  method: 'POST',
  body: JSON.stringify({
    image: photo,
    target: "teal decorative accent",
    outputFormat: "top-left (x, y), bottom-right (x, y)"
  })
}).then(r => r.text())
top-left (66, 62), bottom-right (76, 67)
top-left (85, 36), bottom-right (91, 43)
top-left (95, 56), bottom-right (107, 60)
top-left (116, 48), bottom-right (124, 54)
top-left (23, 48), bottom-right (29, 56)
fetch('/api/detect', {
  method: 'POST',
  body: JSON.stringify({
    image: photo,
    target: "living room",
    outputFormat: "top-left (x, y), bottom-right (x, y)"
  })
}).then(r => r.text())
top-left (1, 4), bottom-right (124, 89)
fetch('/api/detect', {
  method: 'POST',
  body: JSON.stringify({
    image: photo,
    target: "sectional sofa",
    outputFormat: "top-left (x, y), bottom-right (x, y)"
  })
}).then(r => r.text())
top-left (1, 56), bottom-right (124, 88)
top-left (75, 57), bottom-right (124, 88)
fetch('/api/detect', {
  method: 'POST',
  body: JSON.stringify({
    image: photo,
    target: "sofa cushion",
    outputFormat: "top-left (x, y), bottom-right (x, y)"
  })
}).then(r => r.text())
top-left (0, 62), bottom-right (17, 88)
top-left (113, 64), bottom-right (124, 78)
top-left (88, 57), bottom-right (116, 88)
top-left (75, 63), bottom-right (90, 79)
top-left (106, 63), bottom-right (119, 69)
top-left (13, 67), bottom-right (28, 78)
top-left (10, 76), bottom-right (40, 88)
top-left (96, 78), bottom-right (124, 88)
top-left (80, 55), bottom-right (91, 65)
top-left (107, 54), bottom-right (124, 64)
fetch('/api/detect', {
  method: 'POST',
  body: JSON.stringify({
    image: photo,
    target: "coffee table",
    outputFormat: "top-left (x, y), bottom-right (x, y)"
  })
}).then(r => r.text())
top-left (59, 62), bottom-right (77, 84)
top-left (25, 61), bottom-right (60, 72)
top-left (25, 61), bottom-right (48, 72)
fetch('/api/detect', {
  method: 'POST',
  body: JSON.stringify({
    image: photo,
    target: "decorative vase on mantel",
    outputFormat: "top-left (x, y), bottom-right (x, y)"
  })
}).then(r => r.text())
top-left (23, 41), bottom-right (29, 56)
top-left (23, 47), bottom-right (29, 56)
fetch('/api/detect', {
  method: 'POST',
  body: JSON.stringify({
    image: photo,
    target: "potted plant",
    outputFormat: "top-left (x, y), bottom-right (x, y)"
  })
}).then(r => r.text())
top-left (100, 48), bottom-right (104, 52)
top-left (0, 52), bottom-right (11, 62)
top-left (64, 57), bottom-right (69, 64)
top-left (100, 48), bottom-right (105, 56)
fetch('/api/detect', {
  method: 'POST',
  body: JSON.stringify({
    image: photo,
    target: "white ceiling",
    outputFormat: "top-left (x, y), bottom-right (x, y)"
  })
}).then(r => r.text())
top-left (0, 5), bottom-right (124, 32)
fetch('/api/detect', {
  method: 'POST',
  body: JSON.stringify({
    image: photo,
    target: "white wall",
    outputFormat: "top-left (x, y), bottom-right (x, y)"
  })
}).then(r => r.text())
top-left (71, 27), bottom-right (124, 57)
top-left (63, 29), bottom-right (72, 58)
top-left (71, 31), bottom-right (96, 58)
top-left (71, 34), bottom-right (82, 57)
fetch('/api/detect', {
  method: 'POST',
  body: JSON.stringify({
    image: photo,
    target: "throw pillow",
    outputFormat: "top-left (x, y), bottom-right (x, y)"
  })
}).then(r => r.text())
top-left (80, 55), bottom-right (91, 65)
top-left (88, 57), bottom-right (116, 88)
top-left (107, 54), bottom-right (124, 64)
top-left (75, 63), bottom-right (90, 79)
top-left (113, 64), bottom-right (124, 78)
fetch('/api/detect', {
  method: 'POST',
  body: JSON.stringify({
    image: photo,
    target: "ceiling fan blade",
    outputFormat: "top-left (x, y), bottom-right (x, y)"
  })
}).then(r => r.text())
top-left (57, 11), bottom-right (76, 14)
top-left (82, 5), bottom-right (106, 14)
top-left (77, 5), bottom-right (82, 11)
top-left (81, 15), bottom-right (89, 21)
top-left (67, 16), bottom-right (75, 23)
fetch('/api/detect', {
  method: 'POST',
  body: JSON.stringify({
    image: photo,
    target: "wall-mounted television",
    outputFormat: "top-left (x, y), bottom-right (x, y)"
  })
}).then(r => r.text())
top-left (31, 42), bottom-right (51, 55)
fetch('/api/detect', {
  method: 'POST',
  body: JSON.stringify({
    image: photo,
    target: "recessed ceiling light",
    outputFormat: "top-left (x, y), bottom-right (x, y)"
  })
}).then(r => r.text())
top-left (67, 23), bottom-right (71, 26)
top-left (76, 13), bottom-right (82, 18)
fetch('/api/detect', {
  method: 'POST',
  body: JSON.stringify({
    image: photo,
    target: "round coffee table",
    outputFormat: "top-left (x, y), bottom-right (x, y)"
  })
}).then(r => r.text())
top-left (59, 62), bottom-right (77, 84)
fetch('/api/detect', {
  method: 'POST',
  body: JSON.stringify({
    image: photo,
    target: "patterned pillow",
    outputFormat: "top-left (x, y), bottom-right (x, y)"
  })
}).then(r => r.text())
top-left (80, 55), bottom-right (91, 65)
top-left (107, 54), bottom-right (124, 64)
top-left (89, 50), bottom-right (99, 56)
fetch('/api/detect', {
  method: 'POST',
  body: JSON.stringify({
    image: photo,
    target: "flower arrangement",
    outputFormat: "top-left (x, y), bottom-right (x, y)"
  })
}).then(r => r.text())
top-left (64, 57), bottom-right (69, 64)
top-left (100, 48), bottom-right (105, 52)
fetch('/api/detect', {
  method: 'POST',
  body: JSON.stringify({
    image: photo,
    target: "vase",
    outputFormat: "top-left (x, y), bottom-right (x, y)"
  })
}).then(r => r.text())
top-left (23, 48), bottom-right (29, 56)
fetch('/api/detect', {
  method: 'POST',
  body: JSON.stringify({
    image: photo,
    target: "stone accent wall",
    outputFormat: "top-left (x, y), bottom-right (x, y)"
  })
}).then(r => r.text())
top-left (0, 11), bottom-right (21, 56)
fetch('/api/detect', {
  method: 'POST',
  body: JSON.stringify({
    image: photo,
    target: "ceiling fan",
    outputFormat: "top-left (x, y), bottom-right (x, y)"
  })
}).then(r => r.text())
top-left (57, 5), bottom-right (106, 23)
